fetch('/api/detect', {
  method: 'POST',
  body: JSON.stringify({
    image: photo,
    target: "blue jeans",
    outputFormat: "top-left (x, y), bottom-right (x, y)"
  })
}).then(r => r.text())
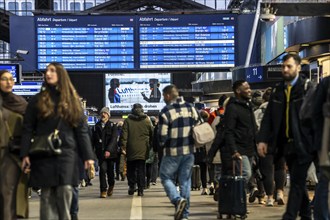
top-left (239, 156), bottom-right (252, 184)
top-left (160, 154), bottom-right (194, 218)
top-left (314, 174), bottom-right (330, 220)
top-left (70, 186), bottom-right (79, 215)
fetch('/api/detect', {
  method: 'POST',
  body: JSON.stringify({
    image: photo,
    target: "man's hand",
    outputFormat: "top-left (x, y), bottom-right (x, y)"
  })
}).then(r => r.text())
top-left (104, 151), bottom-right (110, 158)
top-left (232, 151), bottom-right (242, 160)
top-left (257, 142), bottom-right (268, 158)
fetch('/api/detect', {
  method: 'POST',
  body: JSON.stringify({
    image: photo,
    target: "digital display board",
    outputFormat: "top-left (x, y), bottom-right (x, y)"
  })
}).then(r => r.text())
top-left (34, 15), bottom-right (236, 71)
top-left (36, 16), bottom-right (135, 70)
top-left (138, 14), bottom-right (236, 69)
top-left (12, 81), bottom-right (42, 96)
top-left (0, 64), bottom-right (22, 83)
top-left (105, 73), bottom-right (171, 112)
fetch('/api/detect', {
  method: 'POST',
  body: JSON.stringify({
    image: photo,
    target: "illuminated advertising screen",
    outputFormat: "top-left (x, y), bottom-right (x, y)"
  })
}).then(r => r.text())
top-left (105, 73), bottom-right (171, 113)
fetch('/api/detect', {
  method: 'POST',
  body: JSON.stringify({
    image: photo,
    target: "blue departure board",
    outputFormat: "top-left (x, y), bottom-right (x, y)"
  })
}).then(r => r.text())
top-left (138, 14), bottom-right (236, 69)
top-left (36, 16), bottom-right (135, 70)
top-left (34, 15), bottom-right (236, 71)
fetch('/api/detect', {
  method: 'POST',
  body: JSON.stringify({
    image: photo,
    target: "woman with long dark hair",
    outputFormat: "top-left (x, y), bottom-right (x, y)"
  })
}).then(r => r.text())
top-left (21, 62), bottom-right (94, 219)
top-left (0, 69), bottom-right (28, 220)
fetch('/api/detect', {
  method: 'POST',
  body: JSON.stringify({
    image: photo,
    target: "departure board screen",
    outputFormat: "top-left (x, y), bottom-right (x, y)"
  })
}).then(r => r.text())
top-left (36, 16), bottom-right (135, 70)
top-left (138, 14), bottom-right (236, 69)
top-left (34, 14), bottom-right (236, 71)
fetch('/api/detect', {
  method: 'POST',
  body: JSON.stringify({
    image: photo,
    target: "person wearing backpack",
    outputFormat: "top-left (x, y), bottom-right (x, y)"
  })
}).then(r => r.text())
top-left (311, 76), bottom-right (330, 220)
top-left (254, 88), bottom-right (287, 207)
top-left (257, 54), bottom-right (315, 220)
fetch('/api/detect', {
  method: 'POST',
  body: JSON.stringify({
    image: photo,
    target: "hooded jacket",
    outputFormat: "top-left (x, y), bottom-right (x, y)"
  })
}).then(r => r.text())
top-left (120, 108), bottom-right (153, 161)
top-left (224, 97), bottom-right (257, 157)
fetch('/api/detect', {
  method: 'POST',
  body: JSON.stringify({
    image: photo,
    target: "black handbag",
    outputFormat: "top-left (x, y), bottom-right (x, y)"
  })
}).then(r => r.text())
top-left (5, 121), bottom-right (21, 155)
top-left (28, 119), bottom-right (62, 157)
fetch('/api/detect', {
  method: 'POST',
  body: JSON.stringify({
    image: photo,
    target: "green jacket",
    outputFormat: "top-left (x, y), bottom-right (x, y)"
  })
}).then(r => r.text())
top-left (120, 113), bottom-right (153, 161)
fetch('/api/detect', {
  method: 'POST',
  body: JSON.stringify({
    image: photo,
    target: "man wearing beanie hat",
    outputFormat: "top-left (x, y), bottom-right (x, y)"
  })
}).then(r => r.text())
top-left (93, 107), bottom-right (118, 198)
top-left (100, 107), bottom-right (110, 117)
top-left (120, 103), bottom-right (153, 196)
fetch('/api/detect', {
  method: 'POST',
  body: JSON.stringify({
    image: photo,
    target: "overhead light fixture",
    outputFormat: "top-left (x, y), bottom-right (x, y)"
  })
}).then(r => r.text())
top-left (260, 3), bottom-right (277, 22)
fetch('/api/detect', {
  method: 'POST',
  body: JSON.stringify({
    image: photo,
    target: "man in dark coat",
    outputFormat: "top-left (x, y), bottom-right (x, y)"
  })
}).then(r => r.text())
top-left (93, 107), bottom-right (118, 198)
top-left (223, 80), bottom-right (257, 185)
top-left (311, 76), bottom-right (330, 219)
top-left (257, 54), bottom-right (314, 220)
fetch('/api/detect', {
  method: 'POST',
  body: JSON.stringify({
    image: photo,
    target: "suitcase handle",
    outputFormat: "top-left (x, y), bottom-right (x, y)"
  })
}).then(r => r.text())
top-left (232, 159), bottom-right (243, 176)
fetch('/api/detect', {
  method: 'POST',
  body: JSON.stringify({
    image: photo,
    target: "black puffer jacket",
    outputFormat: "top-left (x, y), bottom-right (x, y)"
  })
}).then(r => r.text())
top-left (93, 120), bottom-right (118, 161)
top-left (224, 97), bottom-right (257, 157)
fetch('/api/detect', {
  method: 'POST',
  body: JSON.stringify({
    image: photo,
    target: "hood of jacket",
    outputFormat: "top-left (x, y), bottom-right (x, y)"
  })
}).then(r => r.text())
top-left (128, 110), bottom-right (147, 120)
top-left (227, 96), bottom-right (252, 109)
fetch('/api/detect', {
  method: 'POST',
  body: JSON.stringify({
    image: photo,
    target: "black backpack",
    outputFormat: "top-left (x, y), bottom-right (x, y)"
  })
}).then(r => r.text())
top-left (299, 79), bottom-right (318, 125)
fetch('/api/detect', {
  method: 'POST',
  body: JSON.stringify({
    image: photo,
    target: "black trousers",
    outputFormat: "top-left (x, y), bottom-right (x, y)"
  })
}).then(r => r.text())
top-left (99, 159), bottom-right (116, 192)
top-left (127, 160), bottom-right (146, 190)
top-left (283, 150), bottom-right (312, 220)
top-left (259, 154), bottom-right (286, 195)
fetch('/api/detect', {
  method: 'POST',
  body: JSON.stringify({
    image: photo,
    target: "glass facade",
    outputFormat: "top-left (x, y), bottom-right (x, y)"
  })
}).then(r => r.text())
top-left (0, 0), bottom-right (230, 14)
top-left (0, 0), bottom-right (230, 54)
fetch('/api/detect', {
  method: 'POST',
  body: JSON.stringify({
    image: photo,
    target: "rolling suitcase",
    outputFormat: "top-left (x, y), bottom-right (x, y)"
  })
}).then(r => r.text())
top-left (191, 165), bottom-right (202, 190)
top-left (218, 160), bottom-right (247, 219)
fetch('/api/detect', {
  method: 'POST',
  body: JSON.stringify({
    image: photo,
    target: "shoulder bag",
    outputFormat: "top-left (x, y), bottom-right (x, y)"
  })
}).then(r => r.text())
top-left (29, 119), bottom-right (63, 157)
top-left (193, 114), bottom-right (215, 148)
top-left (5, 120), bottom-right (21, 155)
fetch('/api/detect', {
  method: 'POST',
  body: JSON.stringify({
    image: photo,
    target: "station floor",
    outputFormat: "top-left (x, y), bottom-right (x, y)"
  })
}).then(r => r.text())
top-left (25, 175), bottom-right (311, 220)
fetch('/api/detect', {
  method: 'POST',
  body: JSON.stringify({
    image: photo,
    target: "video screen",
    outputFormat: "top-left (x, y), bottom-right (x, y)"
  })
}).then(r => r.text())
top-left (0, 64), bottom-right (22, 83)
top-left (105, 73), bottom-right (171, 113)
top-left (12, 81), bottom-right (42, 96)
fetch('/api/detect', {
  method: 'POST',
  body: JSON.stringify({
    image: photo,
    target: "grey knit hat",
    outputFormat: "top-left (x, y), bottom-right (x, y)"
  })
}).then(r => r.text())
top-left (100, 107), bottom-right (110, 117)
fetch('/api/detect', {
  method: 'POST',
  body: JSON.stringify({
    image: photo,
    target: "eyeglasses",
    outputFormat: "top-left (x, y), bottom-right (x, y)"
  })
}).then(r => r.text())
top-left (0, 77), bottom-right (15, 82)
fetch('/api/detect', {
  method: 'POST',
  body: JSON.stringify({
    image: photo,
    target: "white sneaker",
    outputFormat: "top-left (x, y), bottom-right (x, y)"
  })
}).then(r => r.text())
top-left (266, 198), bottom-right (274, 207)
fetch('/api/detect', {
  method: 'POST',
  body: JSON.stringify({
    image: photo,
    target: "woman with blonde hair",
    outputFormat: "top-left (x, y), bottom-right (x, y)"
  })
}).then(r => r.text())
top-left (21, 62), bottom-right (94, 219)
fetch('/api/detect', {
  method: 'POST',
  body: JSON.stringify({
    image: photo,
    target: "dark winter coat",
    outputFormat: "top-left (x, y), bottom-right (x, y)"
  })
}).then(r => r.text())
top-left (258, 75), bottom-right (314, 163)
top-left (312, 76), bottom-right (330, 151)
top-left (120, 113), bottom-right (153, 161)
top-left (93, 120), bottom-right (118, 161)
top-left (20, 88), bottom-right (94, 187)
top-left (224, 97), bottom-right (257, 157)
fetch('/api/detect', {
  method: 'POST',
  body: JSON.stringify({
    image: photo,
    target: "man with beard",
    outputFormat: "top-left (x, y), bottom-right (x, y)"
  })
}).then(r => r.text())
top-left (223, 80), bottom-right (257, 186)
top-left (93, 107), bottom-right (118, 198)
top-left (257, 54), bottom-right (314, 220)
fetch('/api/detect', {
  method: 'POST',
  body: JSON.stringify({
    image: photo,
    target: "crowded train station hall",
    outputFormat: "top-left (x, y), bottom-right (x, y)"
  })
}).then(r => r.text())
top-left (1, 0), bottom-right (330, 219)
